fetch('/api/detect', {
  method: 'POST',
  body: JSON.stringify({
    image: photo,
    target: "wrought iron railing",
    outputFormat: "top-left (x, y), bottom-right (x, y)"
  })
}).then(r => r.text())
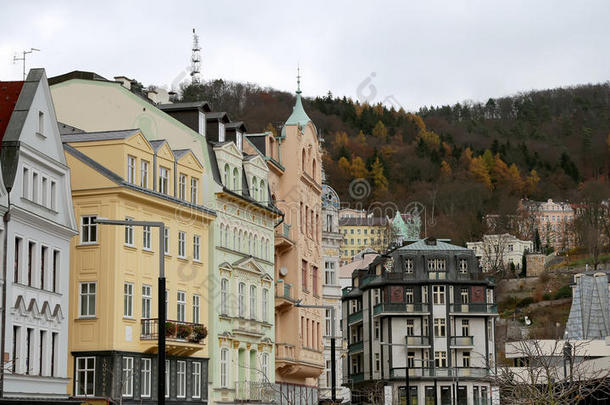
top-left (390, 367), bottom-right (489, 378)
top-left (140, 318), bottom-right (207, 343)
top-left (235, 381), bottom-right (276, 402)
top-left (450, 303), bottom-right (497, 314)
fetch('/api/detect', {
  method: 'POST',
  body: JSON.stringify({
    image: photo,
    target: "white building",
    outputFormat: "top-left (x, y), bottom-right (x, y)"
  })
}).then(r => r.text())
top-left (320, 184), bottom-right (349, 402)
top-left (341, 238), bottom-right (498, 405)
top-left (467, 234), bottom-right (533, 273)
top-left (0, 69), bottom-right (78, 401)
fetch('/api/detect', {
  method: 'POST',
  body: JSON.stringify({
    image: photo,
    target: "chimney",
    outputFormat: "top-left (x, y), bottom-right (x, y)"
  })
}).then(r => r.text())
top-left (114, 76), bottom-right (132, 90)
top-left (156, 88), bottom-right (171, 104)
top-left (147, 89), bottom-right (159, 104)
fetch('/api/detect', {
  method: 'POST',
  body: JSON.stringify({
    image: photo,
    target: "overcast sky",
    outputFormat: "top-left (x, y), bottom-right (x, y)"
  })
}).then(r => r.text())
top-left (1, 0), bottom-right (608, 110)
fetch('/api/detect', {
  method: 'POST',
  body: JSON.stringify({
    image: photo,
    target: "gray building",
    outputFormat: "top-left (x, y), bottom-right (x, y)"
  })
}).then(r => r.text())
top-left (341, 238), bottom-right (498, 405)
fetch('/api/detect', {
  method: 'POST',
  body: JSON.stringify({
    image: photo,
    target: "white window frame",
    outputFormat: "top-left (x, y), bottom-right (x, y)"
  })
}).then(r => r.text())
top-left (434, 318), bottom-right (446, 337)
top-left (75, 356), bottom-right (95, 396)
top-left (193, 294), bottom-right (201, 323)
top-left (123, 282), bottom-right (134, 318)
top-left (79, 282), bottom-right (96, 318)
top-left (177, 291), bottom-right (186, 322)
top-left (80, 216), bottom-right (98, 244)
top-left (127, 155), bottom-right (136, 184)
top-left (141, 358), bottom-right (151, 398)
top-left (165, 359), bottom-right (170, 398)
top-left (164, 228), bottom-right (170, 255)
top-left (261, 353), bottom-right (268, 381)
top-left (433, 285), bottom-right (445, 305)
top-left (143, 226), bottom-right (152, 250)
top-left (250, 285), bottom-right (257, 320)
top-left (159, 166), bottom-right (169, 194)
top-left (191, 177), bottom-right (198, 204)
top-left (405, 258), bottom-right (414, 273)
top-left (220, 348), bottom-right (229, 388)
top-left (192, 361), bottom-right (202, 398)
top-left (238, 282), bottom-right (246, 318)
top-left (178, 231), bottom-right (186, 258)
top-left (124, 217), bottom-right (134, 247)
top-left (221, 279), bottom-right (229, 315)
top-left (178, 173), bottom-right (187, 200)
top-left (140, 160), bottom-right (149, 188)
top-left (193, 235), bottom-right (201, 262)
top-left (262, 288), bottom-right (269, 323)
top-left (177, 360), bottom-right (186, 398)
top-left (122, 356), bottom-right (134, 397)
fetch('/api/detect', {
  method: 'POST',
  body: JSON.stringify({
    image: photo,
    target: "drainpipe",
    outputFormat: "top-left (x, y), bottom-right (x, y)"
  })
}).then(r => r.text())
top-left (0, 193), bottom-right (10, 397)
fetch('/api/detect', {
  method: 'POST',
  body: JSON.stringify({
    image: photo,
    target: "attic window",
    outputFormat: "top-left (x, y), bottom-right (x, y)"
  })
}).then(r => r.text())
top-left (425, 237), bottom-right (437, 246)
top-left (38, 111), bottom-right (44, 135)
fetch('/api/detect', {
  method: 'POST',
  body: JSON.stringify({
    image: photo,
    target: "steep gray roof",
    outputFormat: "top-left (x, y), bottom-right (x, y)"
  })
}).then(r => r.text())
top-left (149, 139), bottom-right (167, 152)
top-left (61, 129), bottom-right (140, 143)
top-left (58, 122), bottom-right (85, 135)
top-left (399, 238), bottom-right (470, 251)
top-left (158, 101), bottom-right (211, 112)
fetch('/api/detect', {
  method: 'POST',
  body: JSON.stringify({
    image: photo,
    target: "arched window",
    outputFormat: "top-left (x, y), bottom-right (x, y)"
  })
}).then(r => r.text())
top-left (224, 164), bottom-right (230, 187)
top-left (233, 167), bottom-right (239, 190)
top-left (302, 149), bottom-right (306, 173)
top-left (238, 282), bottom-right (246, 317)
top-left (220, 278), bottom-right (229, 315)
top-left (252, 176), bottom-right (258, 201)
top-left (219, 224), bottom-right (225, 247)
top-left (248, 233), bottom-right (252, 255)
top-left (233, 228), bottom-right (237, 250)
top-left (238, 230), bottom-right (242, 251)
top-left (250, 285), bottom-right (257, 319)
top-left (254, 236), bottom-right (258, 257)
top-left (312, 159), bottom-right (317, 179)
top-left (260, 180), bottom-right (266, 202)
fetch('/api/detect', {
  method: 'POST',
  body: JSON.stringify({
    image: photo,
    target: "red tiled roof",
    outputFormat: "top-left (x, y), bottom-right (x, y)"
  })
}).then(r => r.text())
top-left (0, 81), bottom-right (24, 143)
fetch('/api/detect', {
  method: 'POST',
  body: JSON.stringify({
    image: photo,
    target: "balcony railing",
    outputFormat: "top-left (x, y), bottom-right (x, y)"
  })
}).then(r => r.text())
top-left (140, 318), bottom-right (207, 344)
top-left (373, 303), bottom-right (429, 315)
top-left (275, 281), bottom-right (293, 300)
top-left (405, 335), bottom-right (430, 346)
top-left (450, 336), bottom-right (474, 346)
top-left (348, 311), bottom-right (363, 324)
top-left (348, 341), bottom-right (363, 353)
top-left (390, 367), bottom-right (489, 378)
top-left (282, 223), bottom-right (291, 238)
top-left (450, 303), bottom-right (498, 314)
top-left (235, 381), bottom-right (276, 402)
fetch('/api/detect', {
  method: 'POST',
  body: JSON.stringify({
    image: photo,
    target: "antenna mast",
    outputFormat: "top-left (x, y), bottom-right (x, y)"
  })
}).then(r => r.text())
top-left (13, 48), bottom-right (40, 80)
top-left (190, 29), bottom-right (201, 84)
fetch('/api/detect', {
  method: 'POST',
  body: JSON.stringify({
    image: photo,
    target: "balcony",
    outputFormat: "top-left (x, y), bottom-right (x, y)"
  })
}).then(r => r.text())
top-left (235, 381), bottom-right (276, 402)
top-left (232, 317), bottom-right (264, 337)
top-left (275, 223), bottom-right (294, 252)
top-left (390, 367), bottom-right (489, 379)
top-left (275, 281), bottom-right (296, 311)
top-left (450, 336), bottom-right (474, 347)
top-left (405, 335), bottom-right (430, 347)
top-left (348, 341), bottom-right (363, 353)
top-left (276, 342), bottom-right (324, 379)
top-left (373, 303), bottom-right (429, 316)
top-left (348, 310), bottom-right (363, 324)
top-left (450, 303), bottom-right (498, 315)
top-left (140, 318), bottom-right (206, 355)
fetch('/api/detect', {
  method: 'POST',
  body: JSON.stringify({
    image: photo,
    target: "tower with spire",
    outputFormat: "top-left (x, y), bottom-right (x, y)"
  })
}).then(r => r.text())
top-left (190, 28), bottom-right (201, 84)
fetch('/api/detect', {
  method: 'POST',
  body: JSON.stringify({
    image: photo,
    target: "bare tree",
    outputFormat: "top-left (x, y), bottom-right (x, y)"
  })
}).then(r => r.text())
top-left (574, 181), bottom-right (610, 270)
top-left (495, 339), bottom-right (610, 404)
top-left (479, 234), bottom-right (511, 276)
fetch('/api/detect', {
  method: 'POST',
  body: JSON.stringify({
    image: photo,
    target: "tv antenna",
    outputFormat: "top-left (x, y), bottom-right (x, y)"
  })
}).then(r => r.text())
top-left (190, 28), bottom-right (201, 84)
top-left (13, 48), bottom-right (40, 80)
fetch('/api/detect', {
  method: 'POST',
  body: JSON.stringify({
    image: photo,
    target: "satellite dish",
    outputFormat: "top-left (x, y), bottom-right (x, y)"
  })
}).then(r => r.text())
top-left (524, 316), bottom-right (532, 326)
top-left (279, 266), bottom-right (288, 277)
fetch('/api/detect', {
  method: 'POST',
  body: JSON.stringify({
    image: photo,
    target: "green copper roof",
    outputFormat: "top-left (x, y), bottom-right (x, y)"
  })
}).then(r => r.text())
top-left (285, 93), bottom-right (311, 128)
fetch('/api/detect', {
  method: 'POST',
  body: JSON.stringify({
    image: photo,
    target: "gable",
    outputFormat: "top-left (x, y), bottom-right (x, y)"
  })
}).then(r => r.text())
top-left (156, 142), bottom-right (174, 162)
top-left (65, 149), bottom-right (118, 191)
top-left (244, 154), bottom-right (269, 172)
top-left (176, 150), bottom-right (203, 172)
top-left (125, 131), bottom-right (154, 154)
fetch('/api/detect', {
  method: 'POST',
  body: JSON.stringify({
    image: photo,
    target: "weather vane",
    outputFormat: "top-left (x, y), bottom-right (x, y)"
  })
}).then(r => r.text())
top-left (13, 48), bottom-right (40, 80)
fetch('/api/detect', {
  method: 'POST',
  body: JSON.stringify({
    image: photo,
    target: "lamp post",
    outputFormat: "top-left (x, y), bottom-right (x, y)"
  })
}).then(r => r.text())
top-left (94, 218), bottom-right (166, 405)
top-left (295, 301), bottom-right (339, 403)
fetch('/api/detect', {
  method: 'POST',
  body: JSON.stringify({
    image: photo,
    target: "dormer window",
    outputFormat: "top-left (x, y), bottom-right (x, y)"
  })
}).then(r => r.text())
top-left (178, 174), bottom-right (187, 200)
top-left (252, 176), bottom-right (258, 200)
top-left (190, 178), bottom-right (198, 204)
top-left (428, 258), bottom-right (446, 271)
top-left (459, 258), bottom-right (468, 274)
top-left (218, 123), bottom-right (225, 142)
top-left (236, 131), bottom-right (242, 151)
top-left (404, 258), bottom-right (414, 273)
top-left (159, 167), bottom-right (169, 194)
top-left (259, 180), bottom-right (266, 202)
top-left (127, 155), bottom-right (136, 184)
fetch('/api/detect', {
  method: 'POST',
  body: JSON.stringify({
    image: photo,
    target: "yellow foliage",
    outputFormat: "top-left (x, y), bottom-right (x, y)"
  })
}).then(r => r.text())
top-left (350, 156), bottom-right (368, 179)
top-left (264, 122), bottom-right (277, 137)
top-left (407, 113), bottom-right (426, 132)
top-left (356, 130), bottom-right (366, 145)
top-left (354, 104), bottom-right (364, 118)
top-left (460, 148), bottom-right (473, 167)
top-left (418, 130), bottom-right (441, 151)
top-left (372, 121), bottom-right (388, 140)
top-left (338, 157), bottom-right (351, 174)
top-left (370, 157), bottom-right (388, 191)
top-left (332, 131), bottom-right (349, 150)
top-left (469, 156), bottom-right (493, 190)
top-left (440, 160), bottom-right (452, 179)
top-left (526, 169), bottom-right (540, 194)
top-left (442, 141), bottom-right (452, 156)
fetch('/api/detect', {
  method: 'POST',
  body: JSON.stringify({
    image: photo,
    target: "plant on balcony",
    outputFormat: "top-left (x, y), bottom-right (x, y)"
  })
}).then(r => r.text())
top-left (165, 321), bottom-right (177, 337)
top-left (190, 325), bottom-right (208, 343)
top-left (176, 323), bottom-right (192, 339)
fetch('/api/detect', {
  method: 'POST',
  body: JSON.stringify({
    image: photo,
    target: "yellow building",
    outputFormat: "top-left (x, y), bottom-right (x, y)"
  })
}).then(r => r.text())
top-left (338, 216), bottom-right (389, 264)
top-left (63, 127), bottom-right (215, 403)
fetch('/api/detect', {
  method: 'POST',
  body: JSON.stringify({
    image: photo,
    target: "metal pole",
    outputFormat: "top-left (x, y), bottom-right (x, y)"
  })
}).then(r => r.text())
top-left (405, 345), bottom-right (410, 405)
top-left (331, 307), bottom-right (337, 403)
top-left (158, 224), bottom-right (166, 405)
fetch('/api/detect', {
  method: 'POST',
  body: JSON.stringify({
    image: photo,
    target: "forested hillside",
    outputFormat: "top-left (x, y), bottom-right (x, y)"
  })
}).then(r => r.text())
top-left (178, 80), bottom-right (610, 243)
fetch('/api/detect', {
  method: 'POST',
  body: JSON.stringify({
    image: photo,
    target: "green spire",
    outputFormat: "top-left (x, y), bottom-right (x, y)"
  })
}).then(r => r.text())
top-left (283, 65), bottom-right (311, 131)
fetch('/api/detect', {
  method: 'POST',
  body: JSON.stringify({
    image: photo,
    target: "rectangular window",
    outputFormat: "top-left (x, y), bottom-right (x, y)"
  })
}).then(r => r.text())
top-left (51, 332), bottom-right (57, 377)
top-left (27, 241), bottom-right (34, 286)
top-left (407, 351), bottom-right (415, 368)
top-left (462, 319), bottom-right (470, 336)
top-left (406, 288), bottom-right (414, 304)
top-left (193, 235), bottom-right (200, 261)
top-left (435, 351), bottom-right (447, 368)
top-left (375, 353), bottom-right (380, 372)
top-left (434, 318), bottom-right (446, 337)
top-left (41, 176), bottom-right (48, 206)
top-left (177, 360), bottom-right (186, 398)
top-left (122, 357), bottom-right (133, 397)
top-left (52, 250), bottom-right (59, 293)
top-left (124, 217), bottom-right (134, 246)
top-left (178, 231), bottom-right (186, 258)
top-left (433, 285), bottom-right (445, 304)
top-left (38, 111), bottom-right (44, 134)
top-left (143, 226), bottom-right (152, 250)
top-left (374, 320), bottom-right (380, 340)
top-left (80, 282), bottom-right (96, 317)
top-left (32, 172), bottom-right (39, 202)
top-left (127, 155), bottom-right (136, 184)
top-left (221, 279), bottom-right (228, 315)
top-left (178, 174), bottom-right (187, 200)
top-left (159, 167), bottom-right (169, 194)
top-left (165, 359), bottom-right (170, 398)
top-left (14, 237), bottom-right (21, 283)
top-left (238, 283), bottom-right (246, 317)
top-left (81, 216), bottom-right (97, 244)
top-left (312, 266), bottom-right (318, 295)
top-left (22, 167), bottom-right (29, 198)
top-left (50, 180), bottom-right (57, 210)
top-left (459, 258), bottom-right (468, 274)
top-left (461, 288), bottom-right (469, 304)
top-left (75, 357), bottom-right (95, 396)
top-left (250, 285), bottom-right (257, 320)
top-left (405, 258), bottom-right (414, 273)
top-left (325, 261), bottom-right (336, 285)
top-left (302, 260), bottom-right (308, 291)
top-left (141, 358), bottom-right (151, 398)
top-left (140, 160), bottom-right (149, 188)
top-left (326, 309), bottom-right (332, 336)
top-left (192, 361), bottom-right (202, 398)
top-left (164, 228), bottom-right (169, 255)
top-left (463, 351), bottom-right (471, 367)
top-left (123, 282), bottom-right (133, 318)
top-left (262, 288), bottom-right (269, 322)
top-left (191, 177), bottom-right (198, 204)
top-left (220, 349), bottom-right (229, 387)
top-left (40, 245), bottom-right (47, 289)
top-left (193, 294), bottom-right (201, 323)
top-left (406, 319), bottom-right (414, 336)
top-left (142, 285), bottom-right (152, 335)
top-left (177, 291), bottom-right (186, 322)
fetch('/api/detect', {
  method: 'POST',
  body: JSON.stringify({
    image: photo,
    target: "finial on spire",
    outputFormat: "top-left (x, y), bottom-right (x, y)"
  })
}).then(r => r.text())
top-left (296, 64), bottom-right (301, 94)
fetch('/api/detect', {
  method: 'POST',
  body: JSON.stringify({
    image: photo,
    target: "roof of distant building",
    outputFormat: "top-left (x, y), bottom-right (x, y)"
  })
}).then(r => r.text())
top-left (400, 238), bottom-right (470, 251)
top-left (61, 128), bottom-right (140, 143)
top-left (339, 216), bottom-right (389, 226)
top-left (0, 81), bottom-right (24, 142)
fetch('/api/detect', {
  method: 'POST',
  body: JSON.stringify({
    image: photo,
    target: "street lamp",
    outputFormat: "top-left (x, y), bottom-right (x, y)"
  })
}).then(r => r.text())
top-left (295, 300), bottom-right (339, 403)
top-left (94, 218), bottom-right (166, 405)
